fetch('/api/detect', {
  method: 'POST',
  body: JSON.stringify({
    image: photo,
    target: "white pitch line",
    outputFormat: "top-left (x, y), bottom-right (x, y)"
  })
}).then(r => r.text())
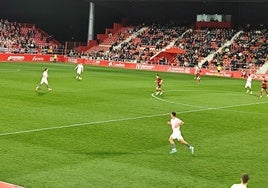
top-left (0, 99), bottom-right (267, 137)
top-left (0, 113), bottom-right (169, 137)
top-left (151, 93), bottom-right (210, 108)
top-left (0, 69), bottom-right (20, 73)
top-left (152, 92), bottom-right (268, 111)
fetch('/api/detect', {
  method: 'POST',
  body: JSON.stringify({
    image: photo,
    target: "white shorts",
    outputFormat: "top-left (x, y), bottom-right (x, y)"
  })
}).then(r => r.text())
top-left (245, 82), bottom-right (251, 88)
top-left (40, 78), bottom-right (48, 85)
top-left (170, 131), bottom-right (184, 141)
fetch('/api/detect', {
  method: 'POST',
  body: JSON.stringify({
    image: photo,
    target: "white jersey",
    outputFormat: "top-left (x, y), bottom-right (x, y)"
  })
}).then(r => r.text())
top-left (245, 75), bottom-right (252, 88)
top-left (42, 70), bottom-right (48, 79)
top-left (246, 75), bottom-right (252, 83)
top-left (40, 70), bottom-right (48, 84)
top-left (75, 64), bottom-right (84, 74)
top-left (170, 117), bottom-right (184, 140)
top-left (194, 66), bottom-right (200, 74)
top-left (230, 183), bottom-right (247, 188)
top-left (171, 117), bottom-right (182, 133)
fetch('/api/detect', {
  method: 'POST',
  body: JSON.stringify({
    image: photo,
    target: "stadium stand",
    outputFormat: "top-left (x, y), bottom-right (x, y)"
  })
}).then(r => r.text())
top-left (211, 28), bottom-right (268, 72)
top-left (76, 22), bottom-right (267, 74)
top-left (173, 28), bottom-right (237, 67)
top-left (81, 23), bottom-right (188, 63)
top-left (0, 18), bottom-right (63, 54)
top-left (1, 17), bottom-right (267, 74)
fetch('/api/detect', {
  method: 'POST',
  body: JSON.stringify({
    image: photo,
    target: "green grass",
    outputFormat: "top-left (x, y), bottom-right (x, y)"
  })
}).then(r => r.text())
top-left (0, 62), bottom-right (267, 188)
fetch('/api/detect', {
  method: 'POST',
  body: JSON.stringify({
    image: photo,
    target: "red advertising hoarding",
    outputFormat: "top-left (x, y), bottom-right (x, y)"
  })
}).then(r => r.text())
top-left (0, 53), bottom-right (266, 79)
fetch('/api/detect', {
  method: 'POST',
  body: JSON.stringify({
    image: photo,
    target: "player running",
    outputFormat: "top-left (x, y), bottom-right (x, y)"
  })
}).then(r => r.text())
top-left (194, 67), bottom-right (201, 83)
top-left (35, 68), bottom-right (52, 91)
top-left (167, 112), bottom-right (194, 154)
top-left (245, 74), bottom-right (253, 94)
top-left (74, 63), bottom-right (84, 80)
top-left (230, 173), bottom-right (249, 188)
top-left (259, 76), bottom-right (268, 98)
top-left (155, 74), bottom-right (163, 95)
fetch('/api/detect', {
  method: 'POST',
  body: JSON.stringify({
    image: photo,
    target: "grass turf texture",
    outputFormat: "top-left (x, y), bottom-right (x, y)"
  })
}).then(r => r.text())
top-left (0, 62), bottom-right (267, 188)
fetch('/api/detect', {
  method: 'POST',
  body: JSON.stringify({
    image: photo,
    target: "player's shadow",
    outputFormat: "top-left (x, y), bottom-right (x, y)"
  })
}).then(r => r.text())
top-left (78, 151), bottom-right (131, 158)
top-left (35, 90), bottom-right (50, 96)
top-left (249, 93), bottom-right (262, 98)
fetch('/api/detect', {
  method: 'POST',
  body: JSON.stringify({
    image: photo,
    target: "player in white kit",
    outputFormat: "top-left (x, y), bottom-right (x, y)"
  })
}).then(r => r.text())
top-left (74, 63), bottom-right (84, 80)
top-left (230, 173), bottom-right (249, 188)
top-left (168, 112), bottom-right (194, 154)
top-left (245, 74), bottom-right (253, 94)
top-left (35, 68), bottom-right (52, 91)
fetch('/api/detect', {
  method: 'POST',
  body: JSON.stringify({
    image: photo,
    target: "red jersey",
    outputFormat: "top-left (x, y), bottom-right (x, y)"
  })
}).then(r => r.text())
top-left (156, 77), bottom-right (163, 87)
top-left (261, 79), bottom-right (267, 89)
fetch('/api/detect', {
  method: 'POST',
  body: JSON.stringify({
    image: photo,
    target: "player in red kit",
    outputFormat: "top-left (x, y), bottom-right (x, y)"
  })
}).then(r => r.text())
top-left (155, 74), bottom-right (163, 95)
top-left (260, 76), bottom-right (268, 98)
top-left (195, 69), bottom-right (201, 83)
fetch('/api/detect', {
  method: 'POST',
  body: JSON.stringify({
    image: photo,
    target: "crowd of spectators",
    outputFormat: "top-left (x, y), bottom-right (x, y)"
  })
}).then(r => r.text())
top-left (0, 19), bottom-right (33, 53)
top-left (108, 24), bottom-right (188, 63)
top-left (210, 28), bottom-right (268, 72)
top-left (0, 18), bottom-right (63, 54)
top-left (70, 24), bottom-right (267, 74)
top-left (174, 28), bottom-right (237, 67)
top-left (1, 18), bottom-right (267, 73)
top-left (79, 24), bottom-right (188, 63)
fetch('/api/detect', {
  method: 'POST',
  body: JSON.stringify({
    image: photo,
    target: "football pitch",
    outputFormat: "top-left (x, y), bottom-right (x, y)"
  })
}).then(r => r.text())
top-left (0, 62), bottom-right (267, 188)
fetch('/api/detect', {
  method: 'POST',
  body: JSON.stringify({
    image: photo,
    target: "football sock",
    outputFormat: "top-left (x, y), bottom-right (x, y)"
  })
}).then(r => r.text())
top-left (171, 144), bottom-right (176, 149)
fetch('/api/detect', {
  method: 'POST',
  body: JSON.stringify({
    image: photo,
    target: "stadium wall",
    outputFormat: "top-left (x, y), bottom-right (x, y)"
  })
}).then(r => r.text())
top-left (0, 53), bottom-right (266, 79)
top-left (0, 54), bottom-right (65, 62)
